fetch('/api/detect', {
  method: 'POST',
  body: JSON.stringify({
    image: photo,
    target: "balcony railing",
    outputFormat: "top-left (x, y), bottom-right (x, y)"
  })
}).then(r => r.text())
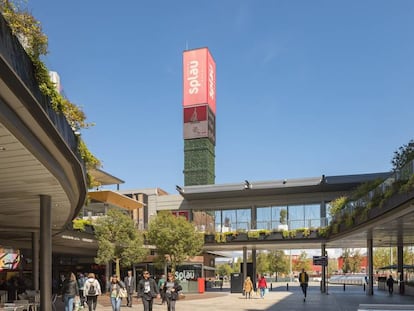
top-left (332, 159), bottom-right (414, 224)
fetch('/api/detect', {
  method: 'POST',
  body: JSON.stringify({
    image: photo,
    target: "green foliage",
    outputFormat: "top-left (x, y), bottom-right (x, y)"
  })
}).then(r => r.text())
top-left (293, 251), bottom-right (311, 272)
top-left (216, 263), bottom-right (234, 277)
top-left (268, 250), bottom-right (289, 275)
top-left (72, 218), bottom-right (92, 231)
top-left (147, 211), bottom-right (204, 273)
top-left (94, 209), bottom-right (148, 270)
top-left (392, 139), bottom-right (414, 171)
top-left (328, 196), bottom-right (348, 219)
top-left (400, 174), bottom-right (414, 193)
top-left (351, 179), bottom-right (384, 200)
top-left (0, 1), bottom-right (100, 187)
top-left (341, 248), bottom-right (363, 273)
top-left (247, 230), bottom-right (260, 239)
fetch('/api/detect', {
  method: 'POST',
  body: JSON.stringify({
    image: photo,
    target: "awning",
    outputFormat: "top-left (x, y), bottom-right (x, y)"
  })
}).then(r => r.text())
top-left (89, 168), bottom-right (125, 186)
top-left (88, 190), bottom-right (144, 211)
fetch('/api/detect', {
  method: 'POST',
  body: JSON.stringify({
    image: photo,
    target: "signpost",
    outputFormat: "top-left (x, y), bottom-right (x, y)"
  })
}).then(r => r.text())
top-left (313, 255), bottom-right (328, 266)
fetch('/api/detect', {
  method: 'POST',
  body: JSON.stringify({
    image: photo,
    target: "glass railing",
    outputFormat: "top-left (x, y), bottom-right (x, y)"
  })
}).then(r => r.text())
top-left (333, 159), bottom-right (414, 224)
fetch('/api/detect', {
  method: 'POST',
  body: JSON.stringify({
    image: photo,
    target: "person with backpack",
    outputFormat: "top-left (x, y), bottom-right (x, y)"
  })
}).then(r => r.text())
top-left (84, 273), bottom-right (101, 311)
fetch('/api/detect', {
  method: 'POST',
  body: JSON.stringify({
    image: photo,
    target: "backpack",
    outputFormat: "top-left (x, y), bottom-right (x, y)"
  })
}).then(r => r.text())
top-left (88, 282), bottom-right (96, 295)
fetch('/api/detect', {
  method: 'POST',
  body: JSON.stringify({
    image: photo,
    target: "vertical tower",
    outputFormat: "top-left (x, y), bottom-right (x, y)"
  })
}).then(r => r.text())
top-left (182, 48), bottom-right (216, 186)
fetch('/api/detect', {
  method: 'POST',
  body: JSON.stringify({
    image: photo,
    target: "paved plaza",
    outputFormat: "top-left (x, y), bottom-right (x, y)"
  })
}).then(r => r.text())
top-left (65, 283), bottom-right (414, 311)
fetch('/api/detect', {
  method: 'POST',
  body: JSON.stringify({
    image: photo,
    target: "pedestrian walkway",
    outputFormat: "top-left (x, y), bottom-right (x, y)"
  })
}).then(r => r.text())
top-left (64, 283), bottom-right (414, 311)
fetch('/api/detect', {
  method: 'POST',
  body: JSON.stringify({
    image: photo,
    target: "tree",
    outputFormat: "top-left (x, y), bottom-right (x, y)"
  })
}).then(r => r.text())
top-left (341, 248), bottom-right (352, 273)
top-left (256, 252), bottom-right (270, 275)
top-left (147, 211), bottom-right (204, 273)
top-left (351, 249), bottom-right (363, 273)
top-left (392, 139), bottom-right (414, 171)
top-left (268, 250), bottom-right (289, 280)
top-left (94, 209), bottom-right (148, 277)
top-left (216, 262), bottom-right (233, 277)
top-left (293, 251), bottom-right (311, 272)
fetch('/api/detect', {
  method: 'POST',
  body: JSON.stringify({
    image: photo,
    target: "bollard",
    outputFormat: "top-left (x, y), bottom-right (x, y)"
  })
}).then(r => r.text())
top-left (270, 283), bottom-right (273, 291)
top-left (287, 283), bottom-right (289, 291)
top-left (343, 283), bottom-right (346, 291)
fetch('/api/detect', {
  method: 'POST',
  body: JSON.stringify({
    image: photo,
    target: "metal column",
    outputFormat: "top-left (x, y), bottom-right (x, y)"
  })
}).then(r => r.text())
top-left (40, 195), bottom-right (52, 311)
top-left (367, 237), bottom-right (374, 295)
top-left (321, 243), bottom-right (326, 293)
top-left (32, 232), bottom-right (39, 291)
top-left (397, 233), bottom-right (404, 295)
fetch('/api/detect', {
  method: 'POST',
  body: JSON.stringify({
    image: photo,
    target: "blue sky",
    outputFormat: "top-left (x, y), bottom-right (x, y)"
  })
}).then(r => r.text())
top-left (27, 0), bottom-right (414, 193)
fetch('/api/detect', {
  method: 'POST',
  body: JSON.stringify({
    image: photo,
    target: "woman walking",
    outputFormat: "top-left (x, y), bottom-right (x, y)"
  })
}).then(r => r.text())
top-left (257, 274), bottom-right (267, 299)
top-left (243, 276), bottom-right (253, 299)
top-left (109, 274), bottom-right (126, 311)
top-left (62, 272), bottom-right (79, 311)
top-left (164, 272), bottom-right (182, 311)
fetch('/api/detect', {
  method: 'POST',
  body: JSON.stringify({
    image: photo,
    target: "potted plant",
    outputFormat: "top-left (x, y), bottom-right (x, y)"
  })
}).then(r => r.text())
top-left (278, 209), bottom-right (288, 231)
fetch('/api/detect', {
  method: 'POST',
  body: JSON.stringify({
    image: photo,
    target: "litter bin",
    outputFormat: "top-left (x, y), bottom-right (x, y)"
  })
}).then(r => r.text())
top-left (230, 273), bottom-right (244, 293)
top-left (198, 278), bottom-right (205, 293)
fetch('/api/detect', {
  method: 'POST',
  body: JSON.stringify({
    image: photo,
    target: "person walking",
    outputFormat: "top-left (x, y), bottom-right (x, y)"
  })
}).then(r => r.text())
top-left (257, 274), bottom-right (267, 299)
top-left (243, 276), bottom-right (253, 299)
top-left (299, 268), bottom-right (309, 301)
top-left (157, 274), bottom-right (167, 305)
top-left (163, 272), bottom-right (182, 311)
top-left (386, 275), bottom-right (395, 295)
top-left (84, 273), bottom-right (102, 311)
top-left (109, 275), bottom-right (126, 311)
top-left (123, 270), bottom-right (135, 307)
top-left (62, 272), bottom-right (79, 311)
top-left (77, 273), bottom-right (87, 308)
top-left (137, 271), bottom-right (159, 311)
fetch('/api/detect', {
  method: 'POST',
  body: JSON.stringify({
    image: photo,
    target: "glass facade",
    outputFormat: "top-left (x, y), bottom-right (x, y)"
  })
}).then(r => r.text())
top-left (193, 202), bottom-right (325, 232)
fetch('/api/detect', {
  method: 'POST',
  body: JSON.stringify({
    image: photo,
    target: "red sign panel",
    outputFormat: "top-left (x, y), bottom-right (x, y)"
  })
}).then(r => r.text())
top-left (183, 105), bottom-right (216, 145)
top-left (183, 48), bottom-right (216, 114)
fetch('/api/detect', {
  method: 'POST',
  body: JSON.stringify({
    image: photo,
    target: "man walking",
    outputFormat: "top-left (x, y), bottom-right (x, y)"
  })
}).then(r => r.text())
top-left (124, 270), bottom-right (135, 307)
top-left (386, 275), bottom-right (395, 295)
top-left (299, 268), bottom-right (309, 301)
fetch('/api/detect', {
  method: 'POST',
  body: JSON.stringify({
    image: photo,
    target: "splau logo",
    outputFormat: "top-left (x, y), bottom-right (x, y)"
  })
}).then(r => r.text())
top-left (187, 60), bottom-right (200, 94)
top-left (208, 63), bottom-right (215, 100)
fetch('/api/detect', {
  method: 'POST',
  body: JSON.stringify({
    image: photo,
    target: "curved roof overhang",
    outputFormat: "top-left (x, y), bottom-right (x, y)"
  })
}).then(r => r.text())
top-left (0, 16), bottom-right (88, 247)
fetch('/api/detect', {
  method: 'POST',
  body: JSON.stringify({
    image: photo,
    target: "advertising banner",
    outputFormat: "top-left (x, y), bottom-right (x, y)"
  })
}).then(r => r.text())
top-left (183, 48), bottom-right (216, 114)
top-left (183, 105), bottom-right (216, 145)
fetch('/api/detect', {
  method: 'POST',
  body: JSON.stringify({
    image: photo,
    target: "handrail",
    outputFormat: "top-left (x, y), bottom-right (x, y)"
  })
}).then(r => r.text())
top-left (332, 159), bottom-right (414, 224)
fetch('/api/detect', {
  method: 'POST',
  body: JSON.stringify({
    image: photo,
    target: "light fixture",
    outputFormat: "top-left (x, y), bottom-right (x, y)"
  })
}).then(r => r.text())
top-left (244, 180), bottom-right (251, 190)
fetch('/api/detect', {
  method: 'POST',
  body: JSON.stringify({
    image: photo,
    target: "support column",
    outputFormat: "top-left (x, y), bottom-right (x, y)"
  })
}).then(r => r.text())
top-left (367, 237), bottom-right (374, 295)
top-left (242, 246), bottom-right (247, 281)
top-left (32, 232), bottom-right (39, 291)
top-left (252, 248), bottom-right (257, 291)
top-left (397, 233), bottom-right (404, 295)
top-left (40, 195), bottom-right (52, 311)
top-left (321, 243), bottom-right (326, 293)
